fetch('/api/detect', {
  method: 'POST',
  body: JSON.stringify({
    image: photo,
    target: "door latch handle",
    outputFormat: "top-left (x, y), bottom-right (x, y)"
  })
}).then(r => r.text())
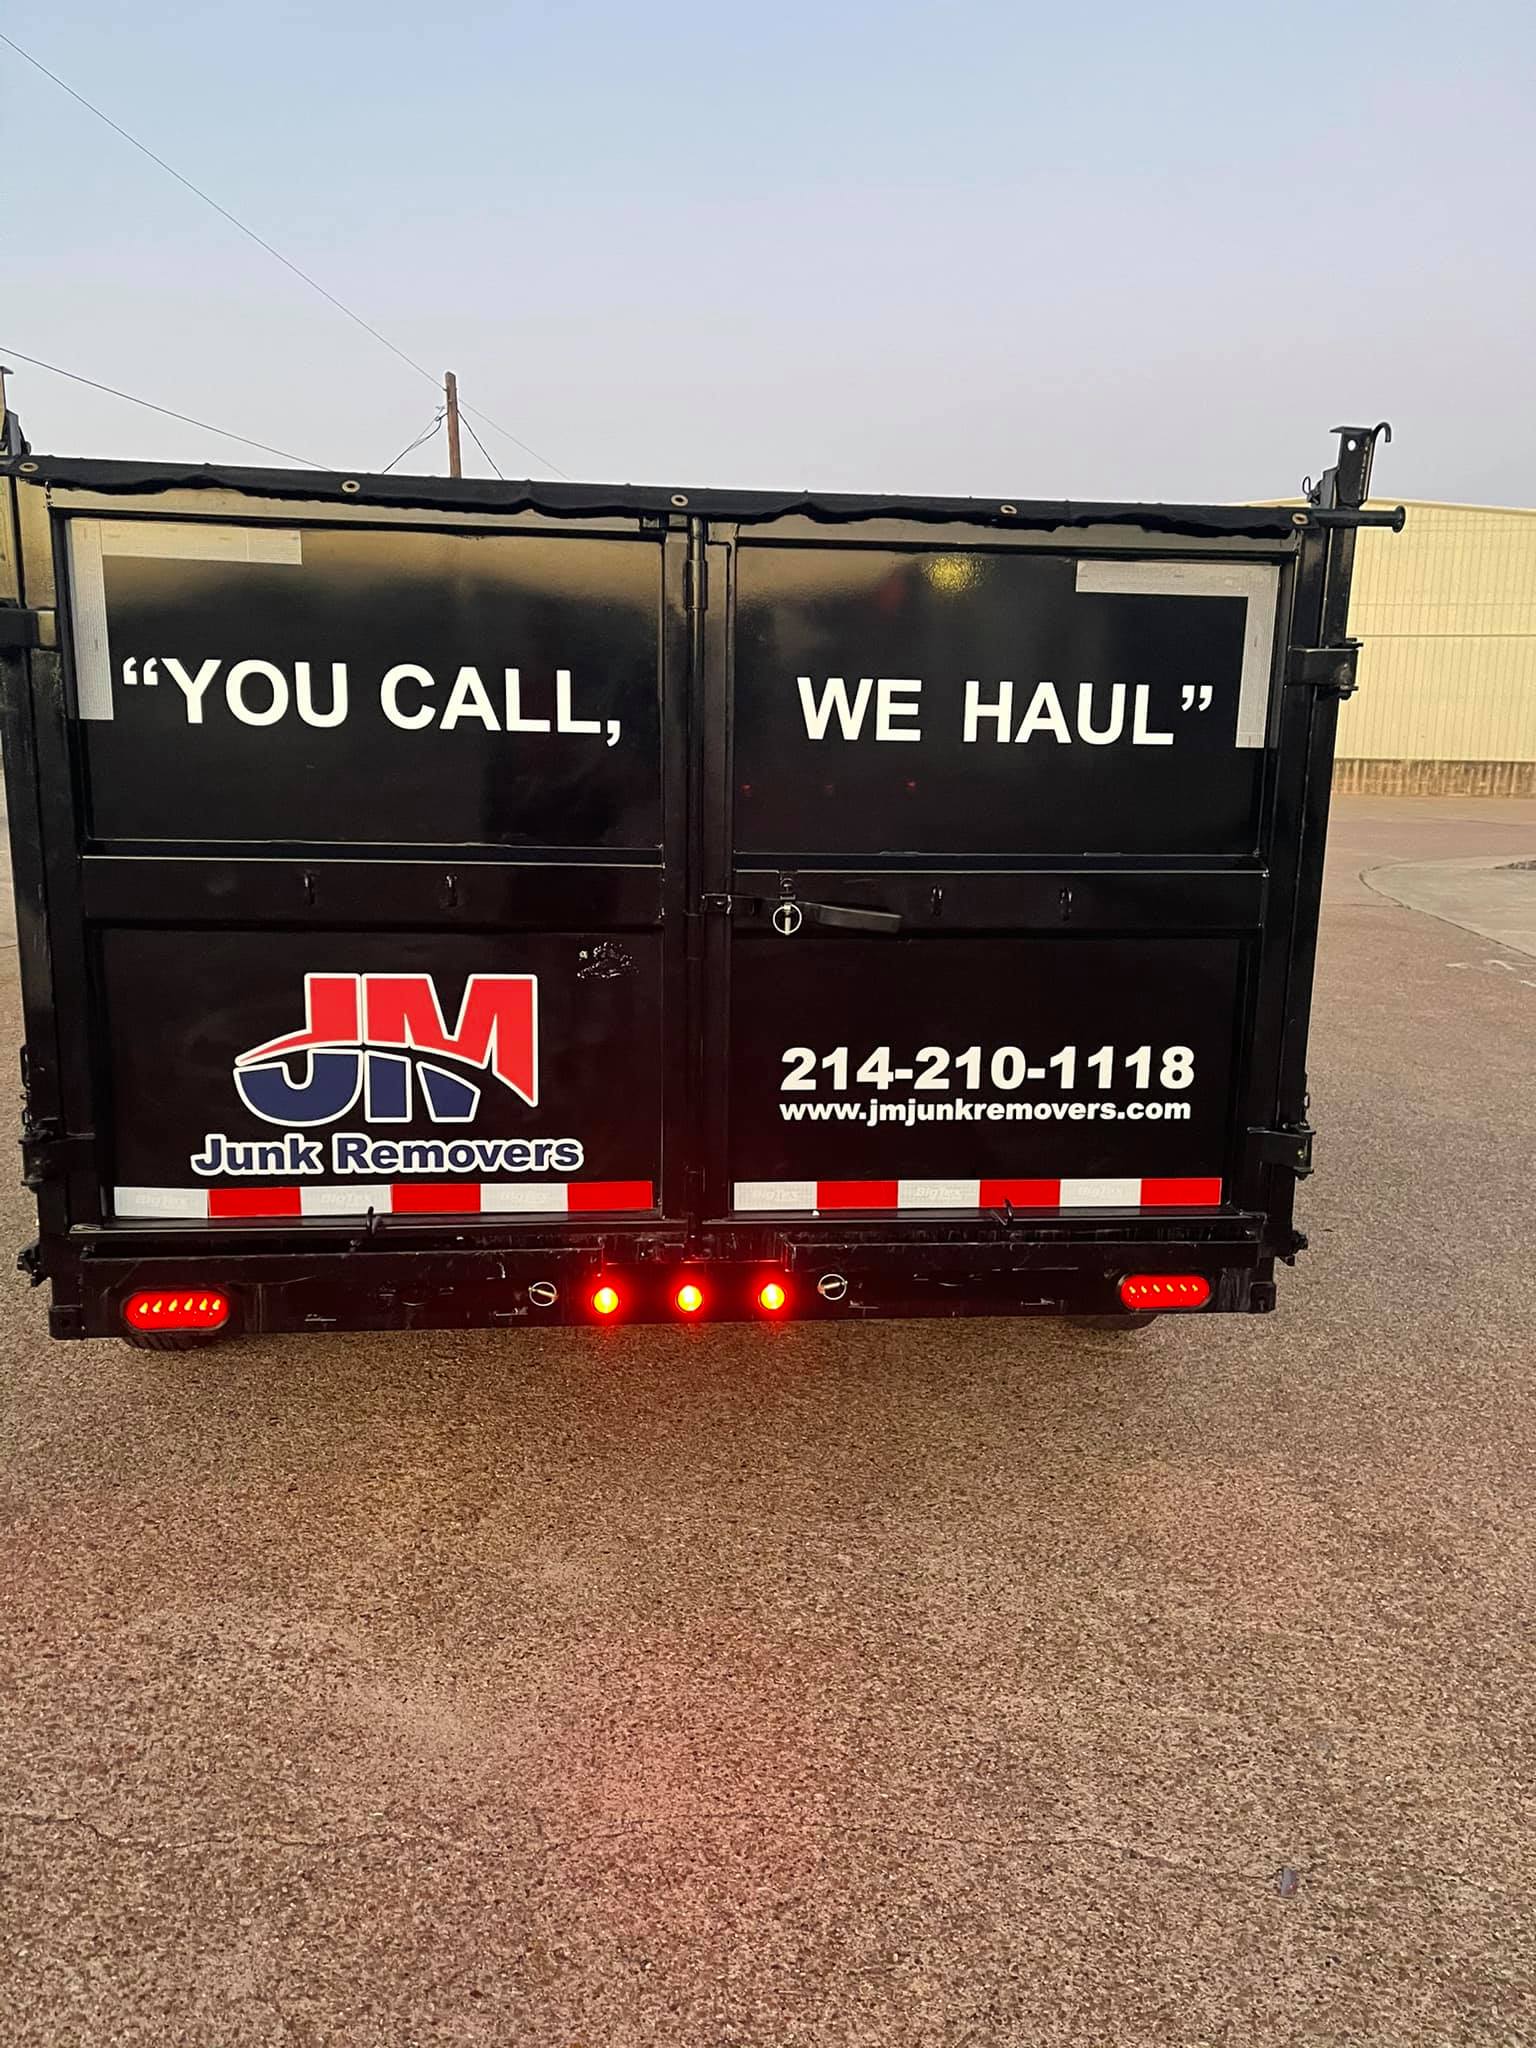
top-left (775, 900), bottom-right (903, 936)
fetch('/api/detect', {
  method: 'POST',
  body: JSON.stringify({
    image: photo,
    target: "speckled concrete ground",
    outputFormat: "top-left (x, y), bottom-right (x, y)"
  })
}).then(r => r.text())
top-left (1363, 852), bottom-right (1536, 961)
top-left (2, 796), bottom-right (1534, 2047)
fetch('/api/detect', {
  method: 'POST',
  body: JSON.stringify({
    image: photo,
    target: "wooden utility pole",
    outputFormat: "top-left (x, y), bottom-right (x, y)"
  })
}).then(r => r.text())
top-left (0, 364), bottom-right (22, 458)
top-left (444, 371), bottom-right (463, 478)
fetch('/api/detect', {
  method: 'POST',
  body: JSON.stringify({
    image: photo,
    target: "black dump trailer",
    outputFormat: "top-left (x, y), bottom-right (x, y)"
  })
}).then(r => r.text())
top-left (0, 427), bottom-right (1400, 1343)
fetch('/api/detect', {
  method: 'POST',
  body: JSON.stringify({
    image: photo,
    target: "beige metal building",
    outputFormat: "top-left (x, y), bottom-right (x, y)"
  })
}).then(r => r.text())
top-left (1334, 498), bottom-right (1536, 795)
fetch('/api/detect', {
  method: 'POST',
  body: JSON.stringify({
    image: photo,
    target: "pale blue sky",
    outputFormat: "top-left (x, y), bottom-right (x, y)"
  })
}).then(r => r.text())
top-left (3, 0), bottom-right (1532, 502)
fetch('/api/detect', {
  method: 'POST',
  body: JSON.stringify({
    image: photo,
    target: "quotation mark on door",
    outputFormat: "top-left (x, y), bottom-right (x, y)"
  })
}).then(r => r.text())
top-left (1180, 685), bottom-right (1214, 711)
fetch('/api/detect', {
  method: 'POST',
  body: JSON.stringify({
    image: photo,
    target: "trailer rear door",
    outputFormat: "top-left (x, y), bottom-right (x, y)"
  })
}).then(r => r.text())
top-left (61, 511), bottom-right (684, 1226)
top-left (717, 533), bottom-right (1283, 1221)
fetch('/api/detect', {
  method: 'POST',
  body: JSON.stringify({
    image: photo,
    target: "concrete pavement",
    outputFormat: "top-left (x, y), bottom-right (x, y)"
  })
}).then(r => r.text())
top-left (2, 795), bottom-right (1535, 2046)
top-left (1363, 853), bottom-right (1536, 962)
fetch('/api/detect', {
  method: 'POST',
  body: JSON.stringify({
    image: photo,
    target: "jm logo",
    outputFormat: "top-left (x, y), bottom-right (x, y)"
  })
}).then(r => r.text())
top-left (234, 973), bottom-right (538, 1127)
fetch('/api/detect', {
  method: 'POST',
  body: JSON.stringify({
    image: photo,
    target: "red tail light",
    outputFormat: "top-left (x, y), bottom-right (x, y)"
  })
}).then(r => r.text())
top-left (674, 1281), bottom-right (705, 1316)
top-left (1119, 1273), bottom-right (1211, 1311)
top-left (123, 1290), bottom-right (229, 1332)
top-left (591, 1283), bottom-right (621, 1317)
top-left (757, 1280), bottom-right (788, 1313)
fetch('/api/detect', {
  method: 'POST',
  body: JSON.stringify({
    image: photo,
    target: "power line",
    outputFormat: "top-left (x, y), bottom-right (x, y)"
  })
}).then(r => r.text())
top-left (0, 344), bottom-right (326, 467)
top-left (459, 399), bottom-right (566, 479)
top-left (380, 409), bottom-right (446, 475)
top-left (459, 413), bottom-right (506, 481)
top-left (0, 27), bottom-right (570, 479)
top-left (0, 28), bottom-right (434, 389)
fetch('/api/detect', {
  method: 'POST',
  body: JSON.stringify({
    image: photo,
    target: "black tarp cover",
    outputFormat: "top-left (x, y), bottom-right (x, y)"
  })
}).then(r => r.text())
top-left (6, 454), bottom-right (1300, 540)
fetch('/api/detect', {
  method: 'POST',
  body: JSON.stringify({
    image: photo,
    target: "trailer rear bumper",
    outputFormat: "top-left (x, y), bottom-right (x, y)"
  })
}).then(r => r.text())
top-left (39, 1214), bottom-right (1276, 1338)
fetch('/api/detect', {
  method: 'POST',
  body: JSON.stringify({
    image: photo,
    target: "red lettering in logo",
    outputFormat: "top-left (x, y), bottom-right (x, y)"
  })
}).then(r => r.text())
top-left (237, 972), bottom-right (539, 1108)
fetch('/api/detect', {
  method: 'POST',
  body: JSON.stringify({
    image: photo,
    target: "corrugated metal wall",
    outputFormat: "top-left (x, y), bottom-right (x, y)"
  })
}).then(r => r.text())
top-left (1340, 500), bottom-right (1536, 768)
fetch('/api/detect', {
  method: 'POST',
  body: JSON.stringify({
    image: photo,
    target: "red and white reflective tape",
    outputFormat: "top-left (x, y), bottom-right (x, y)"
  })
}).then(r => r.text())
top-left (113, 1180), bottom-right (654, 1221)
top-left (732, 1176), bottom-right (1223, 1213)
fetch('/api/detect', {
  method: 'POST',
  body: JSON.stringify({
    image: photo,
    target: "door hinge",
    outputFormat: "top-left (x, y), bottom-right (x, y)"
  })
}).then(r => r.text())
top-left (700, 892), bottom-right (733, 914)
top-left (1288, 642), bottom-right (1360, 699)
top-left (1248, 1123), bottom-right (1314, 1178)
top-left (18, 1119), bottom-right (96, 1189)
top-left (683, 556), bottom-right (709, 612)
top-left (0, 605), bottom-right (56, 650)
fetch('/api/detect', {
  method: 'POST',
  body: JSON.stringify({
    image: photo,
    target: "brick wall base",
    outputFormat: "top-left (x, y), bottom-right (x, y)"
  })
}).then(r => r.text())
top-left (1333, 758), bottom-right (1536, 798)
